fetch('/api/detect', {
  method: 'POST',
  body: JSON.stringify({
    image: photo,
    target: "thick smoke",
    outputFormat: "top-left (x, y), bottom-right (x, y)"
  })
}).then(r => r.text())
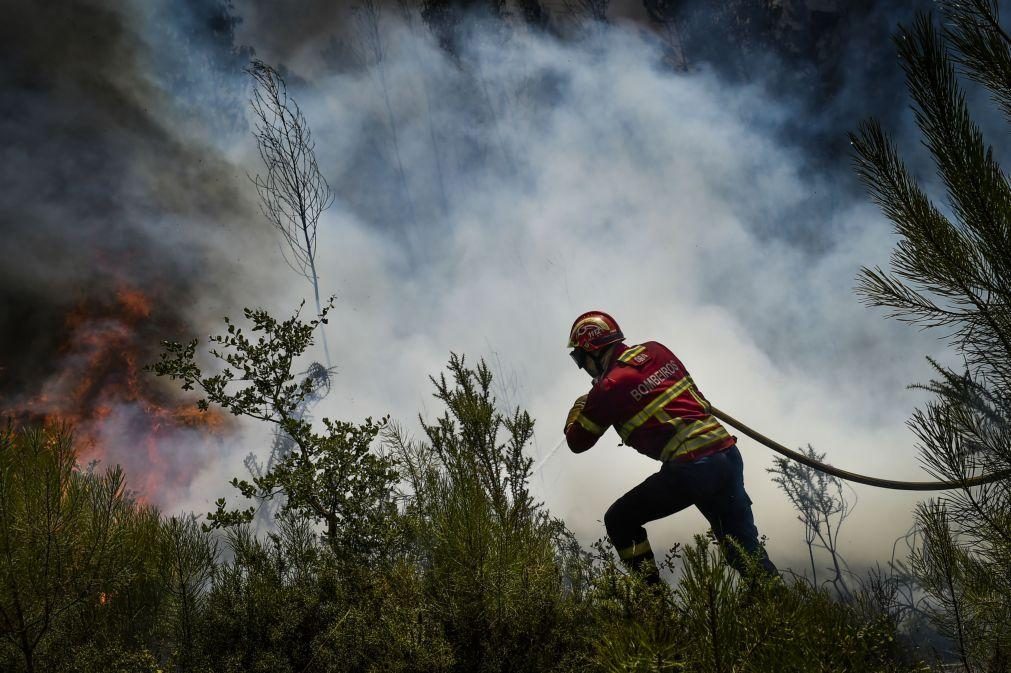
top-left (4, 0), bottom-right (976, 572)
top-left (0, 0), bottom-right (276, 502)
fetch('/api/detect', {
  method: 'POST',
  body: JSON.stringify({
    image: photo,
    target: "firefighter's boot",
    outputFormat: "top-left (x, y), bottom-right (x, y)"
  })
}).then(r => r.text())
top-left (619, 537), bottom-right (661, 586)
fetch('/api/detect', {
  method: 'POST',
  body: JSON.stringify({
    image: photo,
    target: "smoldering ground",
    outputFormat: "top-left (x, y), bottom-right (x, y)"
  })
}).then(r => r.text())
top-left (2, 0), bottom-right (979, 574)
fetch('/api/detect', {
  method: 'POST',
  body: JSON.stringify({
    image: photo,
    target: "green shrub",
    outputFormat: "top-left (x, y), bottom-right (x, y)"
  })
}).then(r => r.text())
top-left (0, 423), bottom-right (171, 673)
top-left (586, 536), bottom-right (924, 673)
top-left (388, 355), bottom-right (590, 672)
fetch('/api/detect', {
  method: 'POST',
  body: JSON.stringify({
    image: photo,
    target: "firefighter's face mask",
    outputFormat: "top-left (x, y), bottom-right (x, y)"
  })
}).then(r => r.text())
top-left (569, 348), bottom-right (588, 370)
top-left (570, 348), bottom-right (602, 378)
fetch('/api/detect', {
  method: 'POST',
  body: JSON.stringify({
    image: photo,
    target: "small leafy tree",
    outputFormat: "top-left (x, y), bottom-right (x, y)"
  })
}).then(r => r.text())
top-left (851, 1), bottom-right (1011, 668)
top-left (150, 303), bottom-right (398, 559)
top-left (245, 361), bottom-right (333, 527)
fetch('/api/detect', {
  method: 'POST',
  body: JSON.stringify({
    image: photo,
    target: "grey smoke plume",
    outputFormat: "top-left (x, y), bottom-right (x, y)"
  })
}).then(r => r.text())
top-left (0, 0), bottom-right (270, 500)
top-left (3, 0), bottom-right (969, 572)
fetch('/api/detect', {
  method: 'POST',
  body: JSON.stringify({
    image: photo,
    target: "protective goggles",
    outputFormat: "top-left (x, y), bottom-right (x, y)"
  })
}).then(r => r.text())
top-left (569, 348), bottom-right (589, 370)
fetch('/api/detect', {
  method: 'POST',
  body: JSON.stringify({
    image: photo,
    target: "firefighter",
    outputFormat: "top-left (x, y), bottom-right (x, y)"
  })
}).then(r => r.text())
top-left (564, 310), bottom-right (778, 585)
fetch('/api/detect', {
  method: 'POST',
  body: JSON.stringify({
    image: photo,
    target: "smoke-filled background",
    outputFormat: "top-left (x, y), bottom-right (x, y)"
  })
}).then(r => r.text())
top-left (2, 0), bottom-right (982, 572)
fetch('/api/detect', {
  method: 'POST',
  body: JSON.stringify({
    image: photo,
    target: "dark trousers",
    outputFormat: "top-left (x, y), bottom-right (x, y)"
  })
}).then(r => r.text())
top-left (604, 444), bottom-right (778, 578)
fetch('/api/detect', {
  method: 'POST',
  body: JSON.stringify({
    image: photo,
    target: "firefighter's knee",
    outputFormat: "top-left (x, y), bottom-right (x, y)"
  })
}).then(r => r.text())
top-left (606, 501), bottom-right (622, 537)
top-left (604, 497), bottom-right (633, 542)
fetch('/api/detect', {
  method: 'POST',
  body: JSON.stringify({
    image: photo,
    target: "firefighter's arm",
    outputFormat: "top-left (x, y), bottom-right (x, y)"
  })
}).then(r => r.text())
top-left (565, 393), bottom-right (607, 453)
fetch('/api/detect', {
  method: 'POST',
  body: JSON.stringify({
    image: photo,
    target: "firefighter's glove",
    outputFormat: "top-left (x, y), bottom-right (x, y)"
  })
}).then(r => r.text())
top-left (565, 394), bottom-right (589, 434)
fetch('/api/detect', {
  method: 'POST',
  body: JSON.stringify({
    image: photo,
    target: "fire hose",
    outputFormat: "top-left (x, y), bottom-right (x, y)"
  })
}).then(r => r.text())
top-left (710, 406), bottom-right (1011, 491)
top-left (535, 405), bottom-right (1011, 490)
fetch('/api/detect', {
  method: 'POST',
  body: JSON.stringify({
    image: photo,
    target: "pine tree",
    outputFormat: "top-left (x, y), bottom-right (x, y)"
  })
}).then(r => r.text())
top-left (850, 2), bottom-right (1011, 668)
top-left (0, 424), bottom-right (165, 673)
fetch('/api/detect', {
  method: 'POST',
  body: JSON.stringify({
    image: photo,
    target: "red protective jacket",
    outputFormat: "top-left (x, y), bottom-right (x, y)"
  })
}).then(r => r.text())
top-left (565, 341), bottom-right (735, 462)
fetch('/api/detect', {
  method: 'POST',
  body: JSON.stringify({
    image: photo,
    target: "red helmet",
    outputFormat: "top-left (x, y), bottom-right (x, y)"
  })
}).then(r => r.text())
top-left (567, 311), bottom-right (624, 352)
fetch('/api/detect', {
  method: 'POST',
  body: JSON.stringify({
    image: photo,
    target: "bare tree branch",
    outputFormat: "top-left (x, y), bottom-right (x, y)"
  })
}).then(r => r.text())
top-left (247, 59), bottom-right (334, 365)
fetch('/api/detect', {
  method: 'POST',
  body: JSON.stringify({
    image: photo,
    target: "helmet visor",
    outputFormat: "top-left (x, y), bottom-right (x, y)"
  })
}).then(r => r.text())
top-left (569, 348), bottom-right (588, 370)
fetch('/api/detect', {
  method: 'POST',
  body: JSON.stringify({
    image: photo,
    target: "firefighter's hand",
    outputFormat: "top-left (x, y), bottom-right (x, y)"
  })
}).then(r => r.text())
top-left (564, 394), bottom-right (589, 433)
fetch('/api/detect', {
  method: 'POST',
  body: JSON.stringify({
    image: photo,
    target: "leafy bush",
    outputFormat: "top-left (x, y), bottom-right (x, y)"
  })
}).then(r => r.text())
top-left (151, 303), bottom-right (399, 561)
top-left (387, 354), bottom-right (589, 673)
top-left (588, 536), bottom-right (922, 673)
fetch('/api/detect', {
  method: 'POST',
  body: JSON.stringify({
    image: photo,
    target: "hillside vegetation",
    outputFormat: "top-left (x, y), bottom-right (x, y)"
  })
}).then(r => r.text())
top-left (3, 1), bottom-right (1010, 671)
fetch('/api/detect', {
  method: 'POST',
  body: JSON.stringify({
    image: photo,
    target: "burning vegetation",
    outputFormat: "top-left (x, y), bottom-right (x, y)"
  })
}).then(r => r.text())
top-left (2, 283), bottom-right (229, 505)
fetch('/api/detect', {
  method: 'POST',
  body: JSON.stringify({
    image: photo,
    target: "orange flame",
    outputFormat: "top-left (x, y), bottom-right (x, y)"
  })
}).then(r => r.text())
top-left (9, 283), bottom-right (230, 506)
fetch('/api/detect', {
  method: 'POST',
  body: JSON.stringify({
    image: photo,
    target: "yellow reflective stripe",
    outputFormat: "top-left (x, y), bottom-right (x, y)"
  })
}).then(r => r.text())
top-left (575, 413), bottom-right (605, 436)
top-left (617, 539), bottom-right (652, 561)
top-left (619, 376), bottom-right (693, 439)
top-left (660, 418), bottom-right (731, 461)
top-left (659, 418), bottom-right (719, 459)
top-left (651, 409), bottom-right (686, 442)
top-left (680, 426), bottom-right (730, 453)
top-left (654, 409), bottom-right (684, 429)
top-left (689, 388), bottom-right (711, 413)
top-left (617, 345), bottom-right (645, 363)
